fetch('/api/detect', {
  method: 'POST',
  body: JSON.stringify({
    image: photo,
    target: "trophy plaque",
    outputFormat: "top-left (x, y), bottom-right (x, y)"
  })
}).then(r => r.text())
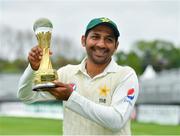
top-left (32, 18), bottom-right (58, 91)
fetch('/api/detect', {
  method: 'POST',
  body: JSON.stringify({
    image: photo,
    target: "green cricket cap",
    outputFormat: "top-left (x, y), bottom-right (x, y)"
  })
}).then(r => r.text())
top-left (85, 17), bottom-right (120, 37)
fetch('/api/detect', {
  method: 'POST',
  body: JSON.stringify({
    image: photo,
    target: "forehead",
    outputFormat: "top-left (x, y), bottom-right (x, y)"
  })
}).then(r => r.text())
top-left (89, 25), bottom-right (114, 36)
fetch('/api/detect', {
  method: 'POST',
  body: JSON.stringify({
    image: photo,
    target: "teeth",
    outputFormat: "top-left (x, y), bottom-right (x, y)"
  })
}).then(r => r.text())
top-left (95, 49), bottom-right (105, 55)
top-left (94, 49), bottom-right (108, 57)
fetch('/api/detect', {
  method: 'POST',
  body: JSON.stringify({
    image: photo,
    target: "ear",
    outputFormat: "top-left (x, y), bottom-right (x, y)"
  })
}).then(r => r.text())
top-left (115, 41), bottom-right (119, 50)
top-left (81, 35), bottom-right (86, 47)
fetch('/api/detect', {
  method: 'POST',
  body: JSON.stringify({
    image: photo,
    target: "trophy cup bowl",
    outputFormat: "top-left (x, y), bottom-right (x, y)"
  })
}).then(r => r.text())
top-left (32, 18), bottom-right (58, 91)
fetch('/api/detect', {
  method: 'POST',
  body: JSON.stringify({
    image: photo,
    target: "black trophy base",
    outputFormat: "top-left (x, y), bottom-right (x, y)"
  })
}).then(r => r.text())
top-left (33, 82), bottom-right (56, 91)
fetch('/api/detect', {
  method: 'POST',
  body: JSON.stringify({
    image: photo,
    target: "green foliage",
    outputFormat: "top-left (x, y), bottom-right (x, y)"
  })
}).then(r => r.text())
top-left (0, 59), bottom-right (28, 73)
top-left (115, 39), bottom-right (180, 75)
top-left (52, 56), bottom-right (80, 69)
top-left (0, 39), bottom-right (180, 74)
top-left (133, 40), bottom-right (179, 72)
top-left (115, 51), bottom-right (143, 75)
top-left (0, 57), bottom-right (80, 73)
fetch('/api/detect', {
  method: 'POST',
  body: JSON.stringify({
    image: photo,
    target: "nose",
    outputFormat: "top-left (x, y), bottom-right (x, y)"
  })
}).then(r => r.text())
top-left (96, 38), bottom-right (106, 48)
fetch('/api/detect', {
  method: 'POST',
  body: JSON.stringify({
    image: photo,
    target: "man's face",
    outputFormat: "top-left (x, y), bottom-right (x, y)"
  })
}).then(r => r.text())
top-left (82, 25), bottom-right (118, 65)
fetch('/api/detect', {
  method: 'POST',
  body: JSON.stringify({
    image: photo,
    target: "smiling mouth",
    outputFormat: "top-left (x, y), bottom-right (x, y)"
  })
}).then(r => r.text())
top-left (92, 47), bottom-right (108, 57)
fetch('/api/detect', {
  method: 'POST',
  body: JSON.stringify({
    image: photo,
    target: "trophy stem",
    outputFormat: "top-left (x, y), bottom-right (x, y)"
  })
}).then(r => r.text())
top-left (39, 48), bottom-right (53, 70)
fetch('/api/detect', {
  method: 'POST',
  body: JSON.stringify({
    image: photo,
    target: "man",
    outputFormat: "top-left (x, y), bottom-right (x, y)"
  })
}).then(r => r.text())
top-left (18, 17), bottom-right (139, 135)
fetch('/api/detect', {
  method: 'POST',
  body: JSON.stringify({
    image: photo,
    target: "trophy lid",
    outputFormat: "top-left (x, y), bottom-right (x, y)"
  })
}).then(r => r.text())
top-left (33, 18), bottom-right (53, 32)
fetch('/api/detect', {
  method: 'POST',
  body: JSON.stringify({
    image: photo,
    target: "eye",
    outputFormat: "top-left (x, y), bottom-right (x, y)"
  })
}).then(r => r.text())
top-left (106, 37), bottom-right (114, 43)
top-left (90, 34), bottom-right (100, 40)
top-left (91, 35), bottom-right (99, 40)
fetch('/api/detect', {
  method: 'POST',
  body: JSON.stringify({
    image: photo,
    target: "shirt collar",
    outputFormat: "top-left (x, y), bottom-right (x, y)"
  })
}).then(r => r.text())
top-left (75, 57), bottom-right (119, 76)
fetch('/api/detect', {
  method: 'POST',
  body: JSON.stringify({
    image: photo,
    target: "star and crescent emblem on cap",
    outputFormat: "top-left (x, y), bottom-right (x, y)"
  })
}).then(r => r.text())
top-left (100, 17), bottom-right (111, 23)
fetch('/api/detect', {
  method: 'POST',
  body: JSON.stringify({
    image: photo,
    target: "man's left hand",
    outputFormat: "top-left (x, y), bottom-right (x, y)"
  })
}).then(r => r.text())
top-left (47, 81), bottom-right (73, 101)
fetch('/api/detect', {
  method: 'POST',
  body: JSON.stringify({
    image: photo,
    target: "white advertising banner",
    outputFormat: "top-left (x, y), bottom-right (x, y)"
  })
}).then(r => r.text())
top-left (137, 105), bottom-right (180, 125)
top-left (0, 102), bottom-right (63, 119)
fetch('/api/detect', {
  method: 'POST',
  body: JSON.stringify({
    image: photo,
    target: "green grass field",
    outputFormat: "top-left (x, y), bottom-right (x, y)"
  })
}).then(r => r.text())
top-left (0, 116), bottom-right (62, 135)
top-left (0, 116), bottom-right (180, 135)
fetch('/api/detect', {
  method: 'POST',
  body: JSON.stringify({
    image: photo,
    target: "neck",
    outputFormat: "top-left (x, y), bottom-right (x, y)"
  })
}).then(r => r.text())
top-left (86, 59), bottom-right (111, 78)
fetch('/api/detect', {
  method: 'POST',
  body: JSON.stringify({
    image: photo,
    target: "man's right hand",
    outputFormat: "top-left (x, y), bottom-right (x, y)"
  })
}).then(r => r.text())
top-left (28, 46), bottom-right (43, 71)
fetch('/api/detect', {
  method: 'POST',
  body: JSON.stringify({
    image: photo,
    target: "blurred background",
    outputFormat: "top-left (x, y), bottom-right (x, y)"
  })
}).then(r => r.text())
top-left (0, 0), bottom-right (180, 135)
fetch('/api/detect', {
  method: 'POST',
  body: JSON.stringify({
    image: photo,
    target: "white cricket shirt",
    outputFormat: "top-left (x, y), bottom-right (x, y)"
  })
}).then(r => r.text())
top-left (18, 58), bottom-right (139, 135)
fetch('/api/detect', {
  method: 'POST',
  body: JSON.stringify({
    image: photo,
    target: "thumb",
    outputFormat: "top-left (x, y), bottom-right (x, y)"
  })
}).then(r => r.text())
top-left (53, 80), bottom-right (64, 87)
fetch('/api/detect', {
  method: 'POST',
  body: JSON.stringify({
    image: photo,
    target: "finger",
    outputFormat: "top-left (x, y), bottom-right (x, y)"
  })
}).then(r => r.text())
top-left (48, 90), bottom-right (59, 97)
top-left (31, 46), bottom-right (38, 52)
top-left (48, 89), bottom-right (62, 99)
top-left (35, 49), bottom-right (42, 59)
top-left (30, 48), bottom-right (38, 57)
top-left (31, 50), bottom-right (42, 60)
top-left (29, 51), bottom-right (42, 62)
top-left (34, 48), bottom-right (40, 56)
top-left (37, 47), bottom-right (43, 55)
top-left (52, 81), bottom-right (65, 87)
top-left (31, 46), bottom-right (42, 56)
top-left (28, 51), bottom-right (36, 60)
top-left (29, 51), bottom-right (36, 57)
top-left (28, 55), bottom-right (35, 61)
top-left (34, 51), bottom-right (42, 60)
top-left (30, 52), bottom-right (39, 60)
top-left (49, 50), bottom-right (53, 55)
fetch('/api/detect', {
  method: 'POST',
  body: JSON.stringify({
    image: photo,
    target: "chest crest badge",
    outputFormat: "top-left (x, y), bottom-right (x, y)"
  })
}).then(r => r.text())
top-left (99, 85), bottom-right (110, 97)
top-left (98, 85), bottom-right (110, 104)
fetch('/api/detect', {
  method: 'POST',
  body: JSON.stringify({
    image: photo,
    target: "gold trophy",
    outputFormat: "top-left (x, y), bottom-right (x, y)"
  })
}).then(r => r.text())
top-left (32, 18), bottom-right (58, 91)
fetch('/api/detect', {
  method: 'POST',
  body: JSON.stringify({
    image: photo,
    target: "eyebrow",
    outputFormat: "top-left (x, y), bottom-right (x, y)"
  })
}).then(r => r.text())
top-left (91, 32), bottom-right (115, 38)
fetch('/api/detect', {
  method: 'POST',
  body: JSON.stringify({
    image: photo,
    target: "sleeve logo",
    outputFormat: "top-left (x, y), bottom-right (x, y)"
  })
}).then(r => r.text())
top-left (127, 88), bottom-right (135, 100)
top-left (123, 88), bottom-right (135, 105)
